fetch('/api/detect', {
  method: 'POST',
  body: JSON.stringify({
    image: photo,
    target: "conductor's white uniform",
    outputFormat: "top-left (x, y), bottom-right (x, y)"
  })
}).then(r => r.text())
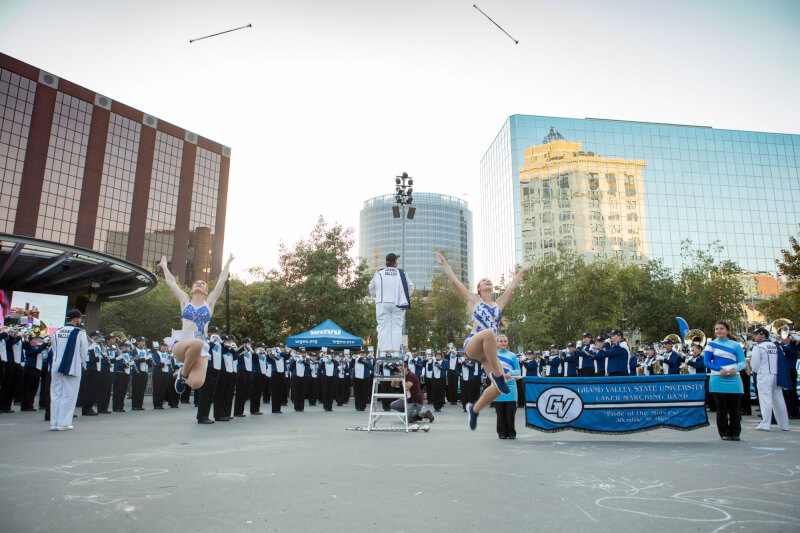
top-left (50, 323), bottom-right (88, 429)
top-left (750, 340), bottom-right (790, 431)
top-left (369, 266), bottom-right (414, 354)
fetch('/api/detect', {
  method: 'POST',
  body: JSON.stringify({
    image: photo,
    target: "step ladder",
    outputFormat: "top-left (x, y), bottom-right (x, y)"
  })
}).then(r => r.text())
top-left (366, 349), bottom-right (409, 432)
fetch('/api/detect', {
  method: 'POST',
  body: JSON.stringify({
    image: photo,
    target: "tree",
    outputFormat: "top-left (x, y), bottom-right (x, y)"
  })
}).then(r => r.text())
top-left (427, 272), bottom-right (470, 348)
top-left (404, 290), bottom-right (430, 350)
top-left (254, 216), bottom-right (375, 343)
top-left (100, 278), bottom-right (180, 342)
top-left (209, 277), bottom-right (265, 340)
top-left (677, 241), bottom-right (746, 333)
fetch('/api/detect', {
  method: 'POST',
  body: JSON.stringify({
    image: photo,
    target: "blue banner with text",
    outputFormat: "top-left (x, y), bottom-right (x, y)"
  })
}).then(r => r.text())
top-left (524, 375), bottom-right (709, 434)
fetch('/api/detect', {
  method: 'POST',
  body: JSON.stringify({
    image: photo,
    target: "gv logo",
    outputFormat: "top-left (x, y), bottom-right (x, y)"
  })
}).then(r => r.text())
top-left (537, 387), bottom-right (583, 424)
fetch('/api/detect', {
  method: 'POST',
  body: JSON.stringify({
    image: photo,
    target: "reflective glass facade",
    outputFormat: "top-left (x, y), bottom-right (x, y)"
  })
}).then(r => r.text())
top-left (94, 113), bottom-right (141, 254)
top-left (142, 131), bottom-right (183, 269)
top-left (36, 92), bottom-right (92, 245)
top-left (187, 147), bottom-right (220, 280)
top-left (360, 192), bottom-right (473, 292)
top-left (0, 68), bottom-right (36, 233)
top-left (481, 115), bottom-right (800, 283)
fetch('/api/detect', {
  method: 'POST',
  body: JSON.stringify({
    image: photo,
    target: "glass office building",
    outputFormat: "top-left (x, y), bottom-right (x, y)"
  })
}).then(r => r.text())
top-left (480, 115), bottom-right (800, 285)
top-left (360, 192), bottom-right (473, 293)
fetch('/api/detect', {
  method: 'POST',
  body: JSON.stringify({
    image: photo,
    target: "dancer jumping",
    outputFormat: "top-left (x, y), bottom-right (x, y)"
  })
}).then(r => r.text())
top-left (434, 252), bottom-right (531, 430)
top-left (159, 254), bottom-right (234, 393)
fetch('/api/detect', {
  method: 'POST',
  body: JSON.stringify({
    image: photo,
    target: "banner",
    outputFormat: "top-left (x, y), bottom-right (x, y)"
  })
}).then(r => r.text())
top-left (524, 375), bottom-right (708, 434)
top-left (9, 291), bottom-right (68, 335)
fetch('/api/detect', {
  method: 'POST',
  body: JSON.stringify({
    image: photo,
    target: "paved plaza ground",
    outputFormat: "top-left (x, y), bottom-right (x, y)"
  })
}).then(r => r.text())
top-left (1, 399), bottom-right (798, 532)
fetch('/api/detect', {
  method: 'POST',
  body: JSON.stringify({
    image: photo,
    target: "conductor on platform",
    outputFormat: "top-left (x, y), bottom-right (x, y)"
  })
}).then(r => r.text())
top-left (369, 253), bottom-right (414, 355)
top-left (50, 309), bottom-right (88, 431)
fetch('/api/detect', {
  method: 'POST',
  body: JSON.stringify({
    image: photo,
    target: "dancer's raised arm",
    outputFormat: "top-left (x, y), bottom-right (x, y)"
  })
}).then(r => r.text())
top-left (158, 255), bottom-right (188, 306)
top-left (207, 253), bottom-right (235, 308)
top-left (495, 264), bottom-right (532, 310)
top-left (435, 252), bottom-right (474, 304)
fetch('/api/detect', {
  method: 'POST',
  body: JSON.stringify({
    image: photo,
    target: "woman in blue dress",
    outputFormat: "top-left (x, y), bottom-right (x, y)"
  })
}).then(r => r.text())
top-left (159, 254), bottom-right (234, 393)
top-left (435, 252), bottom-right (531, 430)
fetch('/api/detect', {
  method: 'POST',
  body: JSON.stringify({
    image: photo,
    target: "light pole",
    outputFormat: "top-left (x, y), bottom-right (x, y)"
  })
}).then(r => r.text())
top-left (392, 172), bottom-right (416, 269)
top-left (392, 172), bottom-right (415, 352)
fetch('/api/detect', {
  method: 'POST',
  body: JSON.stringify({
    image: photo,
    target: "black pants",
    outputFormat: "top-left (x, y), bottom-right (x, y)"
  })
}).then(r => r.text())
top-left (714, 392), bottom-right (742, 438)
top-left (40, 370), bottom-right (50, 416)
top-left (262, 375), bottom-right (271, 404)
top-left (739, 371), bottom-right (751, 415)
top-left (249, 372), bottom-right (265, 413)
top-left (97, 369), bottom-right (113, 412)
top-left (578, 367), bottom-right (596, 377)
top-left (353, 378), bottom-right (369, 411)
top-left (112, 372), bottom-right (129, 411)
top-left (131, 371), bottom-right (148, 409)
top-left (0, 362), bottom-right (20, 411)
top-left (446, 370), bottom-right (459, 404)
top-left (78, 367), bottom-right (96, 412)
top-left (214, 370), bottom-right (234, 418)
top-left (495, 401), bottom-right (517, 438)
top-left (307, 376), bottom-right (318, 406)
top-left (197, 367), bottom-right (219, 420)
top-left (292, 375), bottom-right (305, 411)
top-left (378, 377), bottom-right (392, 410)
top-left (234, 370), bottom-right (250, 415)
top-left (784, 368), bottom-right (799, 418)
top-left (320, 375), bottom-right (334, 410)
top-left (431, 377), bottom-right (445, 410)
top-left (152, 368), bottom-right (166, 407)
top-left (21, 367), bottom-right (41, 410)
top-left (271, 373), bottom-right (286, 413)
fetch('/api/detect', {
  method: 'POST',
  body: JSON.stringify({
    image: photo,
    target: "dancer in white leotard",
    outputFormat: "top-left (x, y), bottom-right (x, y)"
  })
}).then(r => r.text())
top-left (159, 254), bottom-right (234, 393)
top-left (435, 252), bottom-right (531, 430)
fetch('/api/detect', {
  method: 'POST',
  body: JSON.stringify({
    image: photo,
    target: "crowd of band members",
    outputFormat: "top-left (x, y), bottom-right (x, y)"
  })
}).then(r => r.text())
top-left (2, 324), bottom-right (797, 424)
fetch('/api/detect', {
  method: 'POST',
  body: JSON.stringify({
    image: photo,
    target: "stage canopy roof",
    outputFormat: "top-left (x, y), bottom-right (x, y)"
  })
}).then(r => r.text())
top-left (286, 319), bottom-right (364, 349)
top-left (0, 233), bottom-right (157, 302)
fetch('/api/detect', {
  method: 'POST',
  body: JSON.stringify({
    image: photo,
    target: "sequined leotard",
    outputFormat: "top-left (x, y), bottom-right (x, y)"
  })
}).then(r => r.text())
top-left (180, 302), bottom-right (211, 341)
top-left (463, 301), bottom-right (501, 349)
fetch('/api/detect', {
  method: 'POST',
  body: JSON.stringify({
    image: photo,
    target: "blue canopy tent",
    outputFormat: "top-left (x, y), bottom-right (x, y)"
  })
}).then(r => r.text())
top-left (286, 319), bottom-right (364, 349)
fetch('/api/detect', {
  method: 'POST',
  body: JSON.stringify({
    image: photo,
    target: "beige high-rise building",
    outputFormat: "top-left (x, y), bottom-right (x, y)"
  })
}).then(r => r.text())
top-left (519, 127), bottom-right (649, 264)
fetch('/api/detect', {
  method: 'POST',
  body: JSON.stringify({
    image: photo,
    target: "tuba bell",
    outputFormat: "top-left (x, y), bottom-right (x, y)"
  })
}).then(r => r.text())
top-left (110, 330), bottom-right (127, 347)
top-left (23, 320), bottom-right (48, 341)
top-left (683, 329), bottom-right (706, 348)
top-left (769, 318), bottom-right (794, 340)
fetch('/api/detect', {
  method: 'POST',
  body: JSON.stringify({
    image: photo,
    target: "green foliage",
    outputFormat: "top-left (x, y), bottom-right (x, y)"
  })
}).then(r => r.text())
top-left (404, 290), bottom-right (430, 349)
top-left (502, 243), bottom-right (745, 350)
top-left (677, 240), bottom-right (745, 332)
top-left (253, 216), bottom-right (375, 344)
top-left (209, 278), bottom-right (265, 340)
top-left (100, 279), bottom-right (180, 342)
top-left (427, 272), bottom-right (470, 348)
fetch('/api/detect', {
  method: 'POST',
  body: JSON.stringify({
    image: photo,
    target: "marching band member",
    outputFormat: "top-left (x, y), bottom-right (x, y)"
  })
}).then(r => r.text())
top-left (307, 351), bottom-right (320, 407)
top-left (446, 345), bottom-right (459, 405)
top-left (196, 328), bottom-right (222, 424)
top-left (249, 342), bottom-right (268, 416)
top-left (233, 338), bottom-right (253, 417)
top-left (96, 334), bottom-right (115, 414)
top-left (686, 343), bottom-right (706, 375)
top-left (642, 345), bottom-right (659, 375)
top-left (351, 349), bottom-right (372, 411)
top-left (0, 328), bottom-right (23, 412)
top-left (593, 336), bottom-right (608, 376)
top-left (320, 349), bottom-right (337, 411)
top-left (546, 345), bottom-right (562, 377)
top-left (406, 347), bottom-right (419, 376)
top-left (290, 348), bottom-right (308, 412)
top-left (424, 349), bottom-right (434, 402)
top-left (79, 331), bottom-right (102, 416)
top-left (49, 310), bottom-right (88, 431)
top-left (431, 350), bottom-right (446, 412)
top-left (660, 338), bottom-right (680, 375)
top-left (750, 327), bottom-right (790, 432)
top-left (151, 340), bottom-right (171, 409)
top-left (334, 350), bottom-right (348, 407)
top-left (578, 333), bottom-right (596, 377)
top-left (21, 335), bottom-right (48, 411)
top-left (703, 321), bottom-right (746, 441)
top-left (628, 347), bottom-right (638, 376)
top-left (594, 330), bottom-right (630, 377)
top-left (215, 335), bottom-right (237, 420)
top-left (563, 343), bottom-right (579, 377)
top-left (131, 337), bottom-right (151, 411)
top-left (112, 340), bottom-right (132, 412)
top-left (269, 344), bottom-right (287, 413)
